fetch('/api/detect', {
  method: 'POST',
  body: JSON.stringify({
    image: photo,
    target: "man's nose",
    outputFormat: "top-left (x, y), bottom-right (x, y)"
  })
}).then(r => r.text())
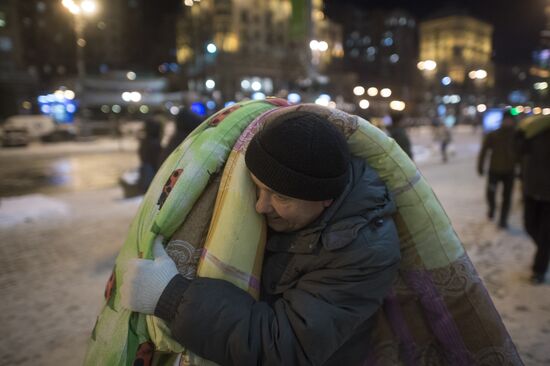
top-left (255, 191), bottom-right (273, 214)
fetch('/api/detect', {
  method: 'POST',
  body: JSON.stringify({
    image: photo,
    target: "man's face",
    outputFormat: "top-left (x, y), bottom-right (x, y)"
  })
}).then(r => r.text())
top-left (250, 174), bottom-right (333, 233)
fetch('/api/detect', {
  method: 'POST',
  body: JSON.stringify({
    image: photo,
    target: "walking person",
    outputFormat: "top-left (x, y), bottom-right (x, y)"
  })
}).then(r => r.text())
top-left (137, 118), bottom-right (163, 193)
top-left (516, 116), bottom-right (550, 284)
top-left (433, 117), bottom-right (452, 163)
top-left (120, 112), bottom-right (401, 365)
top-left (477, 110), bottom-right (519, 228)
top-left (159, 108), bottom-right (202, 164)
top-left (388, 113), bottom-right (413, 160)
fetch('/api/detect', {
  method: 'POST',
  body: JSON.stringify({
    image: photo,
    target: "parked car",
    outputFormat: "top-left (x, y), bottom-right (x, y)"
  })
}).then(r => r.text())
top-left (1, 115), bottom-right (56, 139)
top-left (1, 126), bottom-right (31, 147)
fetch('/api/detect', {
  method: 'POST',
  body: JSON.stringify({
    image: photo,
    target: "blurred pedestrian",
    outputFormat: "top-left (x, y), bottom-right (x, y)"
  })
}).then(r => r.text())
top-left (388, 113), bottom-right (413, 160)
top-left (137, 118), bottom-right (163, 192)
top-left (159, 108), bottom-right (202, 164)
top-left (516, 116), bottom-right (550, 284)
top-left (477, 110), bottom-right (518, 228)
top-left (434, 118), bottom-right (452, 163)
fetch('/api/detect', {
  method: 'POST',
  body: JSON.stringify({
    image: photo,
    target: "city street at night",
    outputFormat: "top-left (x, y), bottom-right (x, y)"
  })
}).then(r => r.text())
top-left (1, 128), bottom-right (549, 365)
top-left (2, 0), bottom-right (550, 365)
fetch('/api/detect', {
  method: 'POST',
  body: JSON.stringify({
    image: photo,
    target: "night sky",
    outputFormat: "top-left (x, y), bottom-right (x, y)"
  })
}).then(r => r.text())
top-left (325, 0), bottom-right (547, 65)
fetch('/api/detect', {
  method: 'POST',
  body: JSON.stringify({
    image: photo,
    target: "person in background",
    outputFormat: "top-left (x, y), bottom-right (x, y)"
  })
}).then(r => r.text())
top-left (477, 110), bottom-right (518, 229)
top-left (516, 119), bottom-right (550, 284)
top-left (387, 113), bottom-right (413, 160)
top-left (137, 118), bottom-right (163, 192)
top-left (159, 108), bottom-right (202, 164)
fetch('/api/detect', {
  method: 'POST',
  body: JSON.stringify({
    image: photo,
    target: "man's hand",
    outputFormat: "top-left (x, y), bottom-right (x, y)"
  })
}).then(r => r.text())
top-left (120, 236), bottom-right (179, 314)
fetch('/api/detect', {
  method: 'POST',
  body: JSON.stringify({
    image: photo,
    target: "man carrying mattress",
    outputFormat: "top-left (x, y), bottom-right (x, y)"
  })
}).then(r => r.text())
top-left (120, 111), bottom-right (401, 365)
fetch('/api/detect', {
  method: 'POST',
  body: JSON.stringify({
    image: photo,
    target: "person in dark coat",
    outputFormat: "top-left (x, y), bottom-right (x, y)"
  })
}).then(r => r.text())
top-left (120, 112), bottom-right (401, 365)
top-left (516, 120), bottom-right (550, 284)
top-left (477, 110), bottom-right (519, 228)
top-left (159, 108), bottom-right (202, 164)
top-left (387, 113), bottom-right (413, 160)
top-left (137, 118), bottom-right (163, 192)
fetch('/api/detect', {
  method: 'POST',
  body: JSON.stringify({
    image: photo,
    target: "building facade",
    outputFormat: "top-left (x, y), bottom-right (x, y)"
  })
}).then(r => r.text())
top-left (175, 0), bottom-right (343, 104)
top-left (418, 14), bottom-right (494, 121)
top-left (340, 7), bottom-right (419, 116)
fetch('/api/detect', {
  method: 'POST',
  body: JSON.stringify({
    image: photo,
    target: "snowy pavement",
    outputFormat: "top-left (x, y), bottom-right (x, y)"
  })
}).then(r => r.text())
top-left (0, 127), bottom-right (549, 365)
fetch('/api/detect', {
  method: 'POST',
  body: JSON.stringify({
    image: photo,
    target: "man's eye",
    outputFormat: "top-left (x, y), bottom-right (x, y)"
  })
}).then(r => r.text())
top-left (274, 194), bottom-right (289, 202)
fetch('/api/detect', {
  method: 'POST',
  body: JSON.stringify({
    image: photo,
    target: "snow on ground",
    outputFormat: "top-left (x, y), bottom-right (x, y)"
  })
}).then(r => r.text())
top-left (0, 194), bottom-right (70, 228)
top-left (0, 128), bottom-right (549, 365)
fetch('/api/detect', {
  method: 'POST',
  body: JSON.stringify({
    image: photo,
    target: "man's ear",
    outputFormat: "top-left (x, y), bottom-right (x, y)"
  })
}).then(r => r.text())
top-left (322, 199), bottom-right (333, 208)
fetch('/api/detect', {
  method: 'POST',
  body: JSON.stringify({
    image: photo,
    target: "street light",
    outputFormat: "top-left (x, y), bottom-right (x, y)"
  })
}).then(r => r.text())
top-left (417, 60), bottom-right (437, 71)
top-left (61, 0), bottom-right (98, 92)
top-left (353, 86), bottom-right (365, 96)
top-left (389, 100), bottom-right (406, 111)
top-left (380, 88), bottom-right (392, 98)
top-left (468, 69), bottom-right (488, 80)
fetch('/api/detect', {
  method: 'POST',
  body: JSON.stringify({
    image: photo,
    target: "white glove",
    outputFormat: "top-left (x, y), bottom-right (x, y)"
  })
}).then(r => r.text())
top-left (120, 236), bottom-right (179, 314)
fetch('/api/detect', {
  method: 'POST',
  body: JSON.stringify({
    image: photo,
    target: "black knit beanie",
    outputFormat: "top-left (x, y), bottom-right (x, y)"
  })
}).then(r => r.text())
top-left (245, 111), bottom-right (350, 201)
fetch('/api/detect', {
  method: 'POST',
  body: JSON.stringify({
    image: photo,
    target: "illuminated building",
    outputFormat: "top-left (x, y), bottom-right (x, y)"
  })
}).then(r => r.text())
top-left (530, 0), bottom-right (550, 105)
top-left (176, 0), bottom-right (343, 102)
top-left (340, 7), bottom-right (418, 115)
top-left (419, 14), bottom-right (494, 87)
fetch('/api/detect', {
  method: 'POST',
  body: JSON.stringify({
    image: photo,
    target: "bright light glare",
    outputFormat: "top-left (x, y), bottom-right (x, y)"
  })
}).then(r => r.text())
top-left (475, 69), bottom-right (488, 79)
top-left (516, 105), bottom-right (525, 113)
top-left (353, 86), bottom-right (365, 96)
top-left (206, 43), bottom-right (217, 53)
top-left (359, 99), bottom-right (370, 109)
top-left (309, 40), bottom-right (319, 51)
top-left (251, 81), bottom-right (262, 91)
top-left (287, 93), bottom-right (301, 104)
top-left (126, 71), bottom-right (136, 80)
top-left (315, 94), bottom-right (331, 106)
top-left (130, 92), bottom-right (142, 102)
top-left (476, 104), bottom-right (487, 113)
top-left (64, 90), bottom-right (75, 100)
top-left (380, 88), bottom-right (392, 98)
top-left (533, 107), bottom-right (542, 115)
top-left (122, 92), bottom-right (131, 102)
top-left (318, 41), bottom-right (329, 52)
top-left (54, 90), bottom-right (65, 100)
top-left (367, 87), bottom-right (378, 96)
top-left (418, 60), bottom-right (436, 71)
top-left (534, 82), bottom-right (549, 90)
top-left (543, 108), bottom-right (550, 115)
top-left (81, 0), bottom-right (97, 14)
top-left (389, 100), bottom-right (405, 111)
top-left (170, 106), bottom-right (180, 115)
top-left (241, 79), bottom-right (250, 89)
top-left (205, 79), bottom-right (215, 89)
top-left (252, 92), bottom-right (266, 100)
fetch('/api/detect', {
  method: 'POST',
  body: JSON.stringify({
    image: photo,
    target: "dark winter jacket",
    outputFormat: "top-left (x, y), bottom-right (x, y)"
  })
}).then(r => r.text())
top-left (388, 126), bottom-right (413, 159)
top-left (155, 158), bottom-right (401, 366)
top-left (477, 126), bottom-right (517, 175)
top-left (516, 128), bottom-right (550, 202)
